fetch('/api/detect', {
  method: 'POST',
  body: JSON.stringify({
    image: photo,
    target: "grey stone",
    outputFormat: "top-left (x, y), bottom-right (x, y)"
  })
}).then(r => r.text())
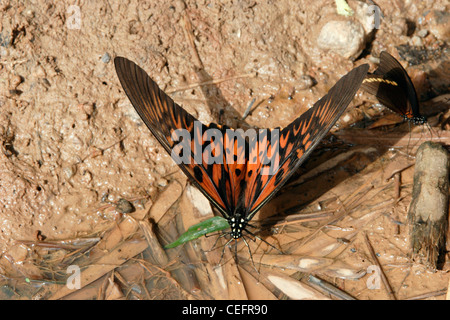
top-left (317, 20), bottom-right (366, 59)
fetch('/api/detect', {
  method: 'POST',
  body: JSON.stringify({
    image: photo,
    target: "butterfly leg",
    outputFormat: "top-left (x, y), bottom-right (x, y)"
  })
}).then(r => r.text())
top-left (425, 122), bottom-right (437, 140)
top-left (204, 231), bottom-right (229, 253)
top-left (242, 236), bottom-right (259, 273)
top-left (244, 228), bottom-right (283, 254)
top-left (406, 120), bottom-right (413, 155)
top-left (218, 237), bottom-right (234, 266)
top-left (234, 239), bottom-right (238, 264)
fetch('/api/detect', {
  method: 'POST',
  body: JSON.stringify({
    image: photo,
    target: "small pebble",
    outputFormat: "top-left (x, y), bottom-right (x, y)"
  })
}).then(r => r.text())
top-left (157, 178), bottom-right (168, 187)
top-left (0, 33), bottom-right (11, 47)
top-left (101, 52), bottom-right (111, 63)
top-left (410, 35), bottom-right (423, 46)
top-left (63, 165), bottom-right (77, 179)
top-left (116, 198), bottom-right (135, 214)
top-left (317, 20), bottom-right (366, 59)
top-left (82, 103), bottom-right (95, 116)
top-left (10, 75), bottom-right (23, 89)
top-left (417, 29), bottom-right (428, 38)
top-left (391, 17), bottom-right (408, 36)
top-left (295, 75), bottom-right (314, 91)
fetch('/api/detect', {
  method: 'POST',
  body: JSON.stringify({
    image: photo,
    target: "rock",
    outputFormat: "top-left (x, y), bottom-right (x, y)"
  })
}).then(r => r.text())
top-left (425, 10), bottom-right (449, 41)
top-left (390, 17), bottom-right (408, 36)
top-left (417, 29), bottom-right (428, 38)
top-left (396, 44), bottom-right (442, 65)
top-left (0, 32), bottom-right (11, 48)
top-left (294, 75), bottom-right (315, 91)
top-left (101, 52), bottom-right (111, 63)
top-left (10, 75), bottom-right (23, 90)
top-left (116, 198), bottom-right (135, 214)
top-left (316, 20), bottom-right (366, 60)
top-left (410, 35), bottom-right (423, 47)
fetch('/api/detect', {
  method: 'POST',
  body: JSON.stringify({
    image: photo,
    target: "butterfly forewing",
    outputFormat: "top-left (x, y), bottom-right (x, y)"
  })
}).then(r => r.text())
top-left (115, 58), bottom-right (272, 220)
top-left (114, 57), bottom-right (227, 215)
top-left (244, 64), bottom-right (370, 217)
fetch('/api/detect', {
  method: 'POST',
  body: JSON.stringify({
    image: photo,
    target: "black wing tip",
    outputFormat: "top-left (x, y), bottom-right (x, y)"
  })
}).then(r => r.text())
top-left (379, 51), bottom-right (397, 64)
top-left (330, 63), bottom-right (370, 97)
top-left (351, 63), bottom-right (370, 80)
top-left (374, 51), bottom-right (405, 75)
top-left (114, 56), bottom-right (129, 63)
top-left (333, 63), bottom-right (369, 93)
top-left (357, 63), bottom-right (370, 72)
top-left (114, 56), bottom-right (140, 74)
top-left (114, 56), bottom-right (131, 79)
top-left (113, 56), bottom-right (124, 67)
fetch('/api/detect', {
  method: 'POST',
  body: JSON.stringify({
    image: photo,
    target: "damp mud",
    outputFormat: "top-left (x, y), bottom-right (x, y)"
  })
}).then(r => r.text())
top-left (0, 1), bottom-right (449, 300)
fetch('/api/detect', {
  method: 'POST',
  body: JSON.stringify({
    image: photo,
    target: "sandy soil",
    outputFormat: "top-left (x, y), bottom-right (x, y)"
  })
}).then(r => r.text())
top-left (0, 0), bottom-right (449, 300)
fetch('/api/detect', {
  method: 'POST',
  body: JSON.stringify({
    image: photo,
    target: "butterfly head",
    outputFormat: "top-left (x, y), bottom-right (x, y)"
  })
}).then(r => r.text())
top-left (228, 214), bottom-right (248, 239)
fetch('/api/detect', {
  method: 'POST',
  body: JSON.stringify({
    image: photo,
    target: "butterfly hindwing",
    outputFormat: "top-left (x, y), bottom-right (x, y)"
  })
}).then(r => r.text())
top-left (361, 51), bottom-right (425, 123)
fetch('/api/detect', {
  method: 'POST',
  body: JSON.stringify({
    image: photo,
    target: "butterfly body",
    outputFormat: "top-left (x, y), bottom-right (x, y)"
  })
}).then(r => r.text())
top-left (361, 51), bottom-right (427, 125)
top-left (229, 215), bottom-right (248, 239)
top-left (114, 57), bottom-right (369, 244)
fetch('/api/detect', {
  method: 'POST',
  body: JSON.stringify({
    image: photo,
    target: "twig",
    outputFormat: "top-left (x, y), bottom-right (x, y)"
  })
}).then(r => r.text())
top-left (308, 275), bottom-right (356, 300)
top-left (447, 277), bottom-right (450, 300)
top-left (137, 259), bottom-right (194, 299)
top-left (294, 170), bottom-right (382, 251)
top-left (15, 237), bottom-right (100, 251)
top-left (405, 289), bottom-right (447, 300)
top-left (393, 172), bottom-right (401, 234)
top-left (241, 98), bottom-right (256, 120)
top-left (363, 232), bottom-right (396, 300)
top-left (264, 210), bottom-right (335, 227)
top-left (166, 72), bottom-right (256, 94)
top-left (182, 11), bottom-right (203, 70)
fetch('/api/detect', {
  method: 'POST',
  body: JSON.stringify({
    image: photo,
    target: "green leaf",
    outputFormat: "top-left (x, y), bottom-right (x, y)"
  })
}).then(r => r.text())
top-left (335, 0), bottom-right (354, 16)
top-left (164, 216), bottom-right (229, 249)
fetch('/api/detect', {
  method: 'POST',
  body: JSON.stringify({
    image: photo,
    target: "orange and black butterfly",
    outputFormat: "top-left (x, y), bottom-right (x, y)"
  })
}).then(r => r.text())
top-left (361, 51), bottom-right (427, 125)
top-left (114, 57), bottom-right (368, 249)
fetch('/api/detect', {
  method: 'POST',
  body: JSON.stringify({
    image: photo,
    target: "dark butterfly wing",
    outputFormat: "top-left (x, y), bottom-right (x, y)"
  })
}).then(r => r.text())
top-left (243, 64), bottom-right (370, 219)
top-left (115, 57), bottom-right (247, 219)
top-left (361, 51), bottom-right (425, 123)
